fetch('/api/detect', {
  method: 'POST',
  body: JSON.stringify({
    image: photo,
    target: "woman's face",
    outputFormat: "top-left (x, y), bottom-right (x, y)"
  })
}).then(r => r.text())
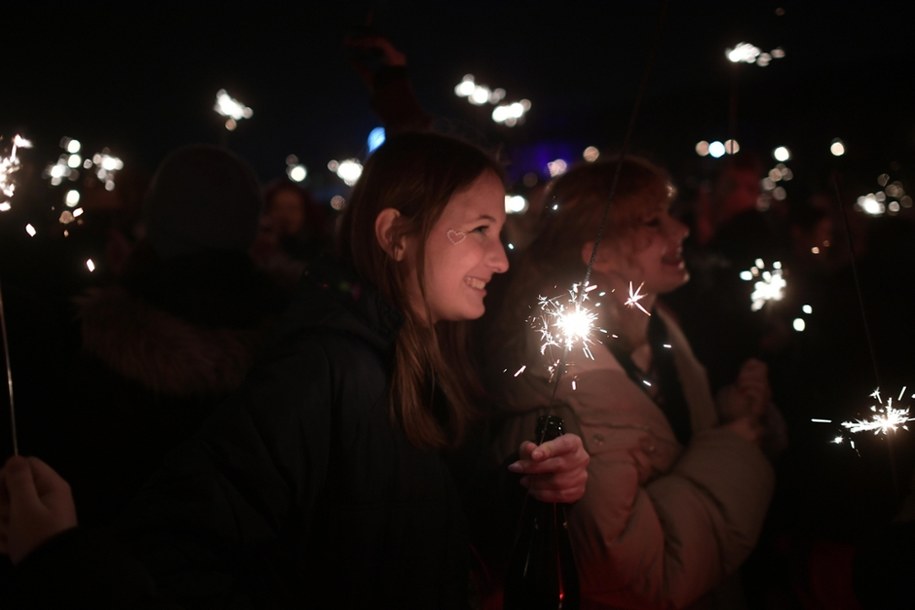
top-left (408, 170), bottom-right (509, 323)
top-left (606, 204), bottom-right (690, 295)
top-left (266, 189), bottom-right (306, 236)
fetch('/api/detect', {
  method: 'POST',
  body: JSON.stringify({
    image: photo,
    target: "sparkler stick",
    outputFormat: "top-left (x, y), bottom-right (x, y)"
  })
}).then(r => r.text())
top-left (0, 281), bottom-right (17, 455)
top-left (1, 134), bottom-right (30, 456)
top-left (523, 6), bottom-right (668, 445)
top-left (832, 172), bottom-right (882, 389)
top-left (828, 172), bottom-right (907, 495)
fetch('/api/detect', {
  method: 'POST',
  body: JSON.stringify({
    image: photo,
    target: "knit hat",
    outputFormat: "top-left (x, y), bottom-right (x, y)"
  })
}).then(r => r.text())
top-left (142, 144), bottom-right (263, 260)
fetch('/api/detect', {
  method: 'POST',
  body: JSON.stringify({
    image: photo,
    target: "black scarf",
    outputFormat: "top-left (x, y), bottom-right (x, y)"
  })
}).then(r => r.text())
top-left (609, 309), bottom-right (692, 445)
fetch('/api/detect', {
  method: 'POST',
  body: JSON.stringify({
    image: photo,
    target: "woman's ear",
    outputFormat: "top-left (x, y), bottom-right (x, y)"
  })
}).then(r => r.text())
top-left (581, 240), bottom-right (615, 272)
top-left (375, 208), bottom-right (406, 261)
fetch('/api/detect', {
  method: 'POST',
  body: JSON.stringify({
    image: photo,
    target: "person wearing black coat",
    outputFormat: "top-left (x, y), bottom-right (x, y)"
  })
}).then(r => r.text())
top-left (0, 131), bottom-right (590, 609)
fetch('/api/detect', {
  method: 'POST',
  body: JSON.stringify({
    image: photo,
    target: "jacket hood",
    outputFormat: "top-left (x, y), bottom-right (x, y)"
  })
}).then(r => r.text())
top-left (74, 285), bottom-right (266, 396)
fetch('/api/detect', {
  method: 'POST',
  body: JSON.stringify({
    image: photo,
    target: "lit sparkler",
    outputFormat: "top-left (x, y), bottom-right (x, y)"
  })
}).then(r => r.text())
top-left (532, 282), bottom-right (606, 374)
top-left (814, 387), bottom-right (915, 449)
top-left (740, 258), bottom-right (786, 311)
top-left (1, 134), bottom-right (32, 211)
top-left (1, 134), bottom-right (32, 455)
top-left (843, 387), bottom-right (915, 435)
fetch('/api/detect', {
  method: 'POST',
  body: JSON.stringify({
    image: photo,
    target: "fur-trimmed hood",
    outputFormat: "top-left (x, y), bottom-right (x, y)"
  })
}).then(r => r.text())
top-left (73, 284), bottom-right (267, 396)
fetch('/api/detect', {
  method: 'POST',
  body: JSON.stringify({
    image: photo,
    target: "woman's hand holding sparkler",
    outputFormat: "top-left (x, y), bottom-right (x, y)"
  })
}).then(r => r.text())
top-left (0, 455), bottom-right (77, 565)
top-left (508, 433), bottom-right (590, 504)
top-left (718, 358), bottom-right (772, 421)
top-left (717, 358), bottom-right (788, 458)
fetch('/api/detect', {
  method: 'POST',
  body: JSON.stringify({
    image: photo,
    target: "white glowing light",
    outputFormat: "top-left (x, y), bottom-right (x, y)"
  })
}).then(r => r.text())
top-left (505, 194), bottom-right (528, 214)
top-left (287, 164), bottom-right (307, 183)
top-left (328, 158), bottom-right (363, 186)
top-left (814, 387), bottom-right (915, 447)
top-left (469, 86), bottom-right (491, 106)
top-left (63, 138), bottom-right (81, 154)
top-left (547, 159), bottom-right (568, 177)
top-left (726, 42), bottom-right (785, 67)
top-left (624, 281), bottom-right (651, 316)
top-left (454, 75), bottom-right (477, 97)
top-left (773, 146), bottom-right (791, 162)
top-left (214, 89), bottom-right (253, 130)
top-left (454, 74), bottom-right (527, 124)
top-left (830, 139), bottom-right (846, 157)
top-left (1, 134), bottom-right (33, 206)
top-left (844, 388), bottom-right (915, 435)
top-left (85, 259), bottom-right (96, 272)
top-left (740, 258), bottom-right (786, 311)
top-left (856, 194), bottom-right (885, 216)
top-left (92, 150), bottom-right (123, 184)
top-left (492, 100), bottom-right (531, 126)
top-left (708, 141), bottom-right (726, 158)
top-left (727, 42), bottom-right (761, 63)
top-left (533, 283), bottom-right (606, 371)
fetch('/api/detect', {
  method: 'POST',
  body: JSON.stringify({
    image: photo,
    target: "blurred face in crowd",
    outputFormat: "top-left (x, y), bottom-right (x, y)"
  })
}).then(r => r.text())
top-left (266, 188), bottom-right (307, 236)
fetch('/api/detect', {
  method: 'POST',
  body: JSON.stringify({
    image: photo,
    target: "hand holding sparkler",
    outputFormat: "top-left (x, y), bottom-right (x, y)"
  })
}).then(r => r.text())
top-left (508, 432), bottom-right (590, 504)
top-left (0, 455), bottom-right (78, 565)
top-left (718, 358), bottom-right (771, 421)
top-left (717, 358), bottom-right (788, 458)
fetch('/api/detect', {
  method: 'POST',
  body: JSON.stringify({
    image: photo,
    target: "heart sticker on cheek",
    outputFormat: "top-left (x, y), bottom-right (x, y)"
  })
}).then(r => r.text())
top-left (446, 229), bottom-right (467, 245)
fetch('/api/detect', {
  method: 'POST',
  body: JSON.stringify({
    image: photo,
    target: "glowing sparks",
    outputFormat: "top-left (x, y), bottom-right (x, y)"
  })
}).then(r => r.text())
top-left (842, 387), bottom-right (915, 435)
top-left (814, 387), bottom-right (915, 448)
top-left (740, 258), bottom-right (786, 311)
top-left (624, 281), bottom-right (651, 316)
top-left (1, 134), bottom-right (33, 209)
top-left (533, 282), bottom-right (605, 364)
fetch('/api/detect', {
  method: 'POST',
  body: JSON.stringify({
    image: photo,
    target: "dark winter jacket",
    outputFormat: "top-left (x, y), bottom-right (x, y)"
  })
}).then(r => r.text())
top-left (10, 258), bottom-right (509, 609)
top-left (18, 250), bottom-right (286, 528)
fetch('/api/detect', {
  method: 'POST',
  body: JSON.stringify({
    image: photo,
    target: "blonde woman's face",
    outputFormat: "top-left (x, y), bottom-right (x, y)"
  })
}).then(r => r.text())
top-left (608, 204), bottom-right (690, 295)
top-left (406, 170), bottom-right (509, 324)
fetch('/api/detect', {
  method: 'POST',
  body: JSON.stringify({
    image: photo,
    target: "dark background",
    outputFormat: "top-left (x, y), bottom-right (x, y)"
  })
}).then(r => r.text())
top-left (4, 1), bottom-right (914, 190)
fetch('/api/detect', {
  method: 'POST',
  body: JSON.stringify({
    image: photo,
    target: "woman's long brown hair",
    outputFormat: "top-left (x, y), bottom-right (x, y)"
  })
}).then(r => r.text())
top-left (337, 131), bottom-right (505, 449)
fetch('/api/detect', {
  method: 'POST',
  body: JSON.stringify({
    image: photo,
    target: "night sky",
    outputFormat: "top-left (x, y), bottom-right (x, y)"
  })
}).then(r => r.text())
top-left (5, 1), bottom-right (914, 190)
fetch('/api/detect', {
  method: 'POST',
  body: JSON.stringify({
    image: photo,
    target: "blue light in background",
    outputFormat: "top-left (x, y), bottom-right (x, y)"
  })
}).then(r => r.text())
top-left (367, 127), bottom-right (386, 154)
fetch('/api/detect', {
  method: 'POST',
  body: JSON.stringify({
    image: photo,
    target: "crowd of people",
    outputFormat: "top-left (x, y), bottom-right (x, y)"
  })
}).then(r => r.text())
top-left (2, 33), bottom-right (915, 610)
